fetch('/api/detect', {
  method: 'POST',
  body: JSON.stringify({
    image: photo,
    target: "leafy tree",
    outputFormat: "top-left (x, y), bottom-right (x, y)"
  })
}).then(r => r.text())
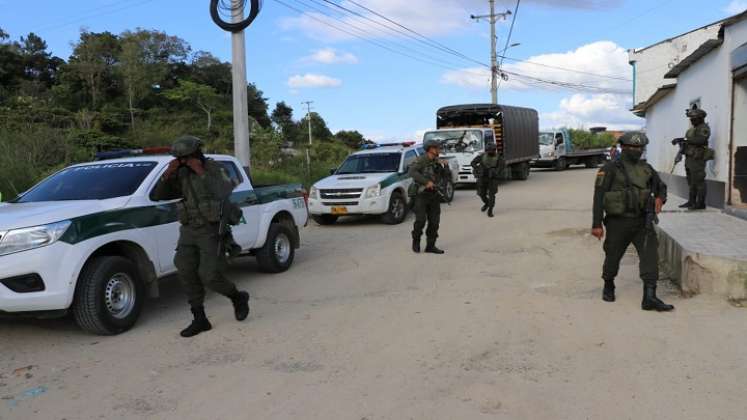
top-left (118, 30), bottom-right (190, 129)
top-left (67, 31), bottom-right (120, 109)
top-left (0, 28), bottom-right (23, 95)
top-left (334, 130), bottom-right (366, 149)
top-left (164, 80), bottom-right (222, 130)
top-left (271, 101), bottom-right (298, 144)
top-left (299, 111), bottom-right (333, 143)
top-left (247, 83), bottom-right (271, 128)
top-left (18, 32), bottom-right (62, 88)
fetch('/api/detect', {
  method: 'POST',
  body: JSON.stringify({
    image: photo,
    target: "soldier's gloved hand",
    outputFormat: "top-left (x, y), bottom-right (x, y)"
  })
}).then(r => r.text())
top-left (655, 197), bottom-right (663, 214)
top-left (163, 159), bottom-right (180, 179)
top-left (425, 181), bottom-right (435, 190)
top-left (591, 227), bottom-right (604, 241)
top-left (185, 158), bottom-right (206, 176)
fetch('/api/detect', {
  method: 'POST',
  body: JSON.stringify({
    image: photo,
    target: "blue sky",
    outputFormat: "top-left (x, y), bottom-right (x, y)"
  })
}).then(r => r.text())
top-left (2, 0), bottom-right (746, 140)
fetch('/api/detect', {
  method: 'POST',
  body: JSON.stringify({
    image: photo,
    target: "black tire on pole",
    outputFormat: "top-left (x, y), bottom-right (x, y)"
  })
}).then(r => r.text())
top-left (210, 0), bottom-right (261, 33)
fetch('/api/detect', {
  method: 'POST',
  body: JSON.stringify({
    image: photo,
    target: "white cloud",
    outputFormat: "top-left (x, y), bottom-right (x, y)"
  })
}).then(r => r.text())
top-left (724, 0), bottom-right (747, 14)
top-left (287, 73), bottom-right (343, 88)
top-left (279, 0), bottom-right (622, 41)
top-left (305, 48), bottom-right (359, 64)
top-left (541, 93), bottom-right (643, 131)
top-left (442, 41), bottom-right (630, 93)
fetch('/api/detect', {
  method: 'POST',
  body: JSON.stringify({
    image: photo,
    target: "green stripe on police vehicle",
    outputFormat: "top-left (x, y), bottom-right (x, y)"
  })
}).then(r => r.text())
top-left (379, 172), bottom-right (410, 189)
top-left (60, 186), bottom-right (305, 245)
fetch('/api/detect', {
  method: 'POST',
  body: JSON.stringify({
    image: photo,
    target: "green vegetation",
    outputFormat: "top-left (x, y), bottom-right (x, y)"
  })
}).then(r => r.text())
top-left (569, 129), bottom-right (617, 150)
top-left (0, 27), bottom-right (371, 199)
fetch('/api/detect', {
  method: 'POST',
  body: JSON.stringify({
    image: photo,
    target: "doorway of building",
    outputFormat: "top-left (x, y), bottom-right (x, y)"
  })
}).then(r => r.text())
top-left (732, 75), bottom-right (747, 207)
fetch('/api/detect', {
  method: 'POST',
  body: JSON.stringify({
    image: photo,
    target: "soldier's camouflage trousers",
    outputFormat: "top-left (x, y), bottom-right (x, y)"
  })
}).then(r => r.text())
top-left (174, 225), bottom-right (238, 308)
top-left (602, 217), bottom-right (659, 284)
top-left (685, 160), bottom-right (707, 207)
top-left (477, 178), bottom-right (499, 208)
top-left (412, 192), bottom-right (441, 244)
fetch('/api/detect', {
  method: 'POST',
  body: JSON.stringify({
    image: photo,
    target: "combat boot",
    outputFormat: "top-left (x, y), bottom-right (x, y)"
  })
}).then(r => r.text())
top-left (230, 290), bottom-right (250, 321)
top-left (602, 278), bottom-right (615, 302)
top-left (487, 207), bottom-right (494, 218)
top-left (412, 234), bottom-right (421, 253)
top-left (481, 203), bottom-right (489, 212)
top-left (641, 283), bottom-right (674, 312)
top-left (425, 240), bottom-right (445, 254)
top-left (180, 306), bottom-right (212, 337)
top-left (678, 201), bottom-right (692, 209)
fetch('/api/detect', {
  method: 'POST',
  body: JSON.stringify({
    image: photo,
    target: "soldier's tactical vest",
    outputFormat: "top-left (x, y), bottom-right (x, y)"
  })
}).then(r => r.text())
top-left (175, 162), bottom-right (227, 228)
top-left (480, 154), bottom-right (501, 179)
top-left (685, 124), bottom-right (715, 161)
top-left (602, 161), bottom-right (653, 218)
top-left (408, 157), bottom-right (441, 197)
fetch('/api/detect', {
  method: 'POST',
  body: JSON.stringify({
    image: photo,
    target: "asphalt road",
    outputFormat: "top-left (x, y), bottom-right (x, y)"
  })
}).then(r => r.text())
top-left (1, 168), bottom-right (746, 420)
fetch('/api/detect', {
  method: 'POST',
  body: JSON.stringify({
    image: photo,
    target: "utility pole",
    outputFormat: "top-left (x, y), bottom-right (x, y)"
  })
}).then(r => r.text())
top-left (231, 0), bottom-right (251, 166)
top-left (471, 2), bottom-right (512, 105)
top-left (302, 100), bottom-right (314, 177)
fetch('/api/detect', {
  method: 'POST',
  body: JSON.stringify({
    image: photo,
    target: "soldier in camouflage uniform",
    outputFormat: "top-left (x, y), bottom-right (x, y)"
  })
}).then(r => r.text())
top-left (153, 136), bottom-right (250, 337)
top-left (680, 108), bottom-right (711, 210)
top-left (591, 132), bottom-right (674, 312)
top-left (471, 143), bottom-right (504, 218)
top-left (409, 139), bottom-right (446, 254)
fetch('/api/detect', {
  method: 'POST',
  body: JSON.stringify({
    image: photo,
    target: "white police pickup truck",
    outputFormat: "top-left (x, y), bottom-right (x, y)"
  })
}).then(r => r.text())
top-left (307, 143), bottom-right (457, 225)
top-left (0, 151), bottom-right (308, 335)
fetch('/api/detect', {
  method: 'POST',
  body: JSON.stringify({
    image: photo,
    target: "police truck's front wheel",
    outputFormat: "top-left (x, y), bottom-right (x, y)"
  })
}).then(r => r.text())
top-left (382, 191), bottom-right (408, 225)
top-left (72, 256), bottom-right (144, 335)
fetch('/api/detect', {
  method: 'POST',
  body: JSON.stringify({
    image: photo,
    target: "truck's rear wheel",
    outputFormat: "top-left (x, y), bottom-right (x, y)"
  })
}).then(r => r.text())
top-left (72, 256), bottom-right (144, 335)
top-left (382, 191), bottom-right (408, 225)
top-left (312, 215), bottom-right (338, 225)
top-left (585, 157), bottom-right (600, 168)
top-left (554, 157), bottom-right (567, 171)
top-left (512, 162), bottom-right (531, 180)
top-left (256, 223), bottom-right (295, 273)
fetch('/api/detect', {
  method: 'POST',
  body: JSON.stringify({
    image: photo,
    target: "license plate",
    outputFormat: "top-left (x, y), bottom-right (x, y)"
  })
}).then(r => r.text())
top-left (331, 206), bottom-right (348, 215)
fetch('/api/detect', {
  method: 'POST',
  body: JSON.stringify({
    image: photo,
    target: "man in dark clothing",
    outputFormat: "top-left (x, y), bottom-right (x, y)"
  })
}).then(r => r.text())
top-left (471, 143), bottom-right (504, 217)
top-left (409, 140), bottom-right (446, 254)
top-left (591, 132), bottom-right (674, 312)
top-left (152, 136), bottom-right (250, 337)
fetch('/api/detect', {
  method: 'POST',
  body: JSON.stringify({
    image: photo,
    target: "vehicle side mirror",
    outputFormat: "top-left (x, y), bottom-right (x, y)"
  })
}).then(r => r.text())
top-left (329, 168), bottom-right (337, 175)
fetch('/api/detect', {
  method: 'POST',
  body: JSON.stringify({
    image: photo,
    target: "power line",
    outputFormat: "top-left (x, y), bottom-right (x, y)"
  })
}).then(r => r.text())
top-left (497, 0), bottom-right (520, 91)
top-left (272, 0), bottom-right (461, 71)
top-left (290, 0), bottom-right (470, 68)
top-left (274, 0), bottom-right (628, 95)
top-left (35, 0), bottom-right (158, 33)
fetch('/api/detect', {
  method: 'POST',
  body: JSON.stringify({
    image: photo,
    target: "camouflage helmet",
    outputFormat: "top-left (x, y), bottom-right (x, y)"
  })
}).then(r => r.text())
top-left (686, 108), bottom-right (707, 119)
top-left (171, 135), bottom-right (203, 158)
top-left (618, 132), bottom-right (649, 147)
top-left (423, 139), bottom-right (441, 151)
top-left (485, 143), bottom-right (497, 151)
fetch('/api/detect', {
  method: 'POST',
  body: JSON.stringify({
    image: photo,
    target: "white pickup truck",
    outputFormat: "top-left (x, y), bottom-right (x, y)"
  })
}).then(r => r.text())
top-left (0, 153), bottom-right (308, 335)
top-left (307, 143), bottom-right (458, 225)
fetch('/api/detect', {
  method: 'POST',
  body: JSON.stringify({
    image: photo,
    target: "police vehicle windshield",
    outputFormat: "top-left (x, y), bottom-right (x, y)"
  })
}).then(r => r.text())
top-left (336, 153), bottom-right (401, 174)
top-left (423, 130), bottom-right (483, 153)
top-left (14, 162), bottom-right (157, 202)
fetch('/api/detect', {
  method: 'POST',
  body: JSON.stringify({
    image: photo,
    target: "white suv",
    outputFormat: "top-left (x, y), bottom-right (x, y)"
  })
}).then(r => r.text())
top-left (308, 143), bottom-right (457, 225)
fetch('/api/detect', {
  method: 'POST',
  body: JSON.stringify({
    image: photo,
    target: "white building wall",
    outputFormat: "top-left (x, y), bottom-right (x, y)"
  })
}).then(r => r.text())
top-left (630, 25), bottom-right (721, 106)
top-left (644, 18), bottom-right (747, 187)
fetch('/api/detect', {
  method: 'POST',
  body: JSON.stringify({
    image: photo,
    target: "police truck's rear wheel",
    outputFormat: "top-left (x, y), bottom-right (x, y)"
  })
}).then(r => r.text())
top-left (72, 256), bottom-right (144, 335)
top-left (382, 191), bottom-right (408, 225)
top-left (256, 223), bottom-right (295, 273)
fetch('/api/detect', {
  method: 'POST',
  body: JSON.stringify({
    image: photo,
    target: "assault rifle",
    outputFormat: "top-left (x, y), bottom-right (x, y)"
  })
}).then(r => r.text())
top-left (670, 137), bottom-right (686, 173)
top-left (217, 199), bottom-right (228, 257)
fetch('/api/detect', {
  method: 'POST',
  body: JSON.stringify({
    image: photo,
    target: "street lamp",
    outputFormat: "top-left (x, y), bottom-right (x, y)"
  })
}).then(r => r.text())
top-left (499, 42), bottom-right (520, 56)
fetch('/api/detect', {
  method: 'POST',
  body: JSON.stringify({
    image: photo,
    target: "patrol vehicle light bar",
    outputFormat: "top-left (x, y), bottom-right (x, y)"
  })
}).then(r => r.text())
top-left (94, 147), bottom-right (172, 161)
top-left (360, 141), bottom-right (416, 150)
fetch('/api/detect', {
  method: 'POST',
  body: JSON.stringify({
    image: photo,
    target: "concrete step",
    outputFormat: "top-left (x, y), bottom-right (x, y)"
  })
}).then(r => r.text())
top-left (657, 197), bottom-right (747, 303)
